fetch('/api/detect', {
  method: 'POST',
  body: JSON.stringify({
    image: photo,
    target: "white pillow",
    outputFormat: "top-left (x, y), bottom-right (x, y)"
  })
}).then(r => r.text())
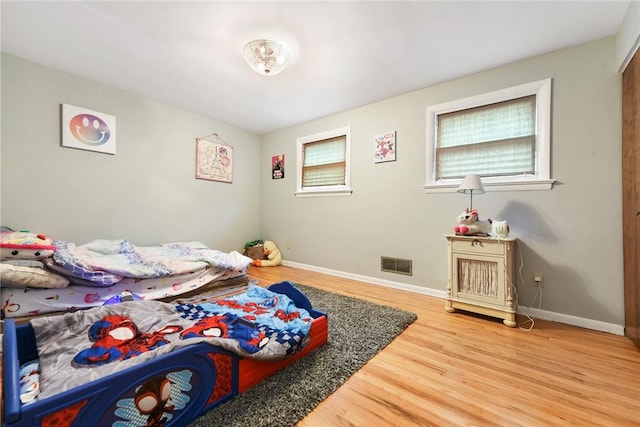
top-left (0, 263), bottom-right (69, 289)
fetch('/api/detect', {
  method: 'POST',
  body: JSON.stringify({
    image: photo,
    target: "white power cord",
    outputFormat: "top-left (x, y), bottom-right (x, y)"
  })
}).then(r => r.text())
top-left (509, 240), bottom-right (540, 332)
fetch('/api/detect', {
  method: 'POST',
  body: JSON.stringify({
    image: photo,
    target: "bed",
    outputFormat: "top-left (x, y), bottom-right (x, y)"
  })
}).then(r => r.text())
top-left (1, 237), bottom-right (251, 319)
top-left (2, 280), bottom-right (329, 427)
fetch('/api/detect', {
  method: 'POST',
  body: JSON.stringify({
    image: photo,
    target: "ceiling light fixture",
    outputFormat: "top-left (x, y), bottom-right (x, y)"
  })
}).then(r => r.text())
top-left (243, 39), bottom-right (289, 76)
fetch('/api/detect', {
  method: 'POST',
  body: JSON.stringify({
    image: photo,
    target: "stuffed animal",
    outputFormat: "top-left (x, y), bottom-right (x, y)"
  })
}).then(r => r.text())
top-left (0, 230), bottom-right (69, 288)
top-left (454, 209), bottom-right (492, 236)
top-left (1, 231), bottom-right (56, 260)
top-left (252, 240), bottom-right (282, 267)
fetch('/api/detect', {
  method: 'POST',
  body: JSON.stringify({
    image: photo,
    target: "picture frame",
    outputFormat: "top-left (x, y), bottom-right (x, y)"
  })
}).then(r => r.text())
top-left (272, 154), bottom-right (285, 179)
top-left (195, 137), bottom-right (233, 183)
top-left (61, 104), bottom-right (117, 155)
top-left (374, 131), bottom-right (396, 163)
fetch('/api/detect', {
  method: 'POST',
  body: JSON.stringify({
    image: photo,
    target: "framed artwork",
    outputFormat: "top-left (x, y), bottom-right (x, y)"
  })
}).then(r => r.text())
top-left (272, 154), bottom-right (285, 179)
top-left (61, 104), bottom-right (117, 154)
top-left (195, 136), bottom-right (233, 183)
top-left (374, 131), bottom-right (396, 163)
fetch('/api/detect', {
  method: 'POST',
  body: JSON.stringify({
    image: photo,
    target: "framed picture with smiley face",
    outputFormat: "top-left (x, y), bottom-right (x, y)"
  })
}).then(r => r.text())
top-left (61, 104), bottom-right (117, 154)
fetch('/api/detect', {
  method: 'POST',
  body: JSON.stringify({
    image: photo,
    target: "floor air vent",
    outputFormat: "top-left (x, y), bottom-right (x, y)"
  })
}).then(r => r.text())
top-left (381, 256), bottom-right (412, 276)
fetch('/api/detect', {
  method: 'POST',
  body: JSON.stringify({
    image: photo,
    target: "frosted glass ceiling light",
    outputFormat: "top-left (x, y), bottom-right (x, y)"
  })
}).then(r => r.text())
top-left (243, 39), bottom-right (289, 76)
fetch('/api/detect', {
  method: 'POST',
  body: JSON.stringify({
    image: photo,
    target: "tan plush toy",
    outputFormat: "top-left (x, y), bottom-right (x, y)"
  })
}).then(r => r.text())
top-left (252, 240), bottom-right (282, 267)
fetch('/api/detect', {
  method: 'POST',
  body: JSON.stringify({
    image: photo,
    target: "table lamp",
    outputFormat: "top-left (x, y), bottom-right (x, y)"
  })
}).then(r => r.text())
top-left (457, 174), bottom-right (485, 211)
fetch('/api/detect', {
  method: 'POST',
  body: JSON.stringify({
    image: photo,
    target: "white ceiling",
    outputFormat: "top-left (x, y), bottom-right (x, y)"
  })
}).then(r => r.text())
top-left (1, 1), bottom-right (631, 134)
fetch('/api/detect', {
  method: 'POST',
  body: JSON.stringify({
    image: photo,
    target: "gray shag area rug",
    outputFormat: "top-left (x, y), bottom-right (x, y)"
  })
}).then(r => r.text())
top-left (188, 283), bottom-right (417, 427)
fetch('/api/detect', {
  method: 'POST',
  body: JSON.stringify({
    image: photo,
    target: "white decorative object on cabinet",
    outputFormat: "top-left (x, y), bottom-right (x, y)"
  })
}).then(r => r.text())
top-left (445, 234), bottom-right (517, 327)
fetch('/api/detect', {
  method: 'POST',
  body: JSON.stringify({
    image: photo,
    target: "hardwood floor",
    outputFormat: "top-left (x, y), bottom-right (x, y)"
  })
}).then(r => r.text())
top-left (248, 265), bottom-right (640, 427)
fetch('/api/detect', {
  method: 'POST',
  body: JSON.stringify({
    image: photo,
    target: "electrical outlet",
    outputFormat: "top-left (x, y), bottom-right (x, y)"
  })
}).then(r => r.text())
top-left (533, 273), bottom-right (544, 287)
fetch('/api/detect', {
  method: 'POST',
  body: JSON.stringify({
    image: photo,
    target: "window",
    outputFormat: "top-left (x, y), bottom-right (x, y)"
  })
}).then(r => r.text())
top-left (296, 126), bottom-right (352, 197)
top-left (424, 79), bottom-right (553, 192)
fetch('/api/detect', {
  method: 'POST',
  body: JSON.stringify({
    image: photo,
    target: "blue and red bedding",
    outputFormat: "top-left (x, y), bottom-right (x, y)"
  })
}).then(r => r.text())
top-left (30, 284), bottom-right (313, 401)
top-left (3, 281), bottom-right (329, 427)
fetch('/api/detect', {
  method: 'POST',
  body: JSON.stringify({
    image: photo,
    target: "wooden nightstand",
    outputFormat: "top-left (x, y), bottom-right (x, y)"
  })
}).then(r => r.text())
top-left (445, 234), bottom-right (517, 327)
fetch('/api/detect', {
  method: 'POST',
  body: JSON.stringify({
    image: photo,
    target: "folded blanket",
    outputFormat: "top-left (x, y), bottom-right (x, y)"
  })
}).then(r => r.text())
top-left (53, 239), bottom-right (251, 285)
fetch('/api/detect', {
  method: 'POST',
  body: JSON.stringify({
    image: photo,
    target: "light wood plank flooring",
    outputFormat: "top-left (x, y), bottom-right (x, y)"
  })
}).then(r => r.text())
top-left (248, 265), bottom-right (640, 427)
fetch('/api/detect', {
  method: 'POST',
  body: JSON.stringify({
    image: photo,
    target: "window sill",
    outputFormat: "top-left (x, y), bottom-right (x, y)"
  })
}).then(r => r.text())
top-left (295, 189), bottom-right (353, 198)
top-left (423, 179), bottom-right (555, 193)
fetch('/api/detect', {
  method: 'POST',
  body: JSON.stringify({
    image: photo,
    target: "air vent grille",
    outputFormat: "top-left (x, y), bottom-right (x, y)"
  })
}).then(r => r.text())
top-left (381, 256), bottom-right (412, 276)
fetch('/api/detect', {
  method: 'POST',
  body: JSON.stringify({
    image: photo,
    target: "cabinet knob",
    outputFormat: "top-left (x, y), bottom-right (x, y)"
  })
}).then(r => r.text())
top-left (636, 210), bottom-right (640, 216)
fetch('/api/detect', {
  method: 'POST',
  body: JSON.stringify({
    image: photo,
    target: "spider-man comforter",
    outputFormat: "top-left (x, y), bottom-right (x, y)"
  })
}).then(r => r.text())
top-left (30, 285), bottom-right (313, 400)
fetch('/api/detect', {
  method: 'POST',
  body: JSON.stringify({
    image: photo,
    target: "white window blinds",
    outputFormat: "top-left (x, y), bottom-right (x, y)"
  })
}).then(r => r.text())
top-left (436, 95), bottom-right (536, 180)
top-left (302, 136), bottom-right (346, 187)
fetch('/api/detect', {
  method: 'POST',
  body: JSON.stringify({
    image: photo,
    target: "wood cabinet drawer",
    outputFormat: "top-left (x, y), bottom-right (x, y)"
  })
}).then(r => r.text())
top-left (450, 238), bottom-right (505, 255)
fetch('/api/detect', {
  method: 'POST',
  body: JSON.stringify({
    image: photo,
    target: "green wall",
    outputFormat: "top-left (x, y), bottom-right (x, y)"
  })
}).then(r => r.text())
top-left (0, 36), bottom-right (627, 330)
top-left (259, 37), bottom-right (624, 329)
top-left (1, 54), bottom-right (261, 252)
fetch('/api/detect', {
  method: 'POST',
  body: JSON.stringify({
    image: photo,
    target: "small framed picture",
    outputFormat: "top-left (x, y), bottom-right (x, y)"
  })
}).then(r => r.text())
top-left (61, 104), bottom-right (117, 155)
top-left (272, 154), bottom-right (285, 179)
top-left (196, 138), bottom-right (233, 183)
top-left (374, 131), bottom-right (396, 163)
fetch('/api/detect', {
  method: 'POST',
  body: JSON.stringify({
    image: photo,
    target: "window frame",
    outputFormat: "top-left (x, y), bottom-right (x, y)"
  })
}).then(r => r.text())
top-left (424, 78), bottom-right (554, 193)
top-left (295, 126), bottom-right (352, 197)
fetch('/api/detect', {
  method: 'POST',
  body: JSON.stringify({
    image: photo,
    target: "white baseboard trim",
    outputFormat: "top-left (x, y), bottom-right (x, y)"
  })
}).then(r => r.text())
top-left (282, 260), bottom-right (625, 336)
top-left (515, 306), bottom-right (625, 336)
top-left (282, 260), bottom-right (447, 299)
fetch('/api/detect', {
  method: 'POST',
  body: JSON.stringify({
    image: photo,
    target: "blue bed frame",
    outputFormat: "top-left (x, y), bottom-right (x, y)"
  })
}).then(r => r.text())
top-left (2, 281), bottom-right (328, 426)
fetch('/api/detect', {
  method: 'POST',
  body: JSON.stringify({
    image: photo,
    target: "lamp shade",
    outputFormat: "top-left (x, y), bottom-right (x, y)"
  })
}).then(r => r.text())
top-left (243, 39), bottom-right (289, 76)
top-left (457, 174), bottom-right (485, 195)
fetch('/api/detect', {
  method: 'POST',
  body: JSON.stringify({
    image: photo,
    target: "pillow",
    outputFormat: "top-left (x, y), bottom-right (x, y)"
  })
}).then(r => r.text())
top-left (1, 231), bottom-right (56, 260)
top-left (2, 259), bottom-right (44, 268)
top-left (0, 263), bottom-right (69, 289)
